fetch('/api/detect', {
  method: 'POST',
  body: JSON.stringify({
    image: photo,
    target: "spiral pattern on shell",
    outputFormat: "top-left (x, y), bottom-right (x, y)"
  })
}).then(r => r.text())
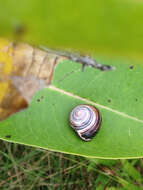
top-left (69, 104), bottom-right (101, 141)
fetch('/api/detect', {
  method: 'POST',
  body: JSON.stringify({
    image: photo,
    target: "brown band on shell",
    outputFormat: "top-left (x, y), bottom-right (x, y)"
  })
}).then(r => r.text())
top-left (69, 104), bottom-right (102, 141)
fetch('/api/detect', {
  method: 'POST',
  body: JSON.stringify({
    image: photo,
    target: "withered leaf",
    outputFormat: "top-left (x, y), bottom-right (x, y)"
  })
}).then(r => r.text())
top-left (0, 38), bottom-right (66, 121)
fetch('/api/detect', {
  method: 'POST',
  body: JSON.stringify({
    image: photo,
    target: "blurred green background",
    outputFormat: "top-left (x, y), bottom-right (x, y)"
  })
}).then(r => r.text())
top-left (1, 141), bottom-right (143, 190)
top-left (0, 0), bottom-right (143, 57)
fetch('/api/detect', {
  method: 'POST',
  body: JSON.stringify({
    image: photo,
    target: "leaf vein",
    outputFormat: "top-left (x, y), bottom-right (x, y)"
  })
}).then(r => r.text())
top-left (49, 85), bottom-right (143, 124)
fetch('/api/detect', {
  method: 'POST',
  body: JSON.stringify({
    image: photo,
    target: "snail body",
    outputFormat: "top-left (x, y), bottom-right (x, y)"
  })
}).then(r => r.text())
top-left (69, 104), bottom-right (102, 141)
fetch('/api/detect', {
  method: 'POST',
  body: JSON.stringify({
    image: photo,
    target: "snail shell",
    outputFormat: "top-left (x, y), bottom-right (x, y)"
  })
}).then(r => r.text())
top-left (69, 104), bottom-right (102, 141)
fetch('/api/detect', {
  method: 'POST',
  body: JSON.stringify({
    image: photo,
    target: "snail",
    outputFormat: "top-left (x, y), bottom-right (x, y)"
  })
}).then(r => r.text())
top-left (69, 104), bottom-right (102, 141)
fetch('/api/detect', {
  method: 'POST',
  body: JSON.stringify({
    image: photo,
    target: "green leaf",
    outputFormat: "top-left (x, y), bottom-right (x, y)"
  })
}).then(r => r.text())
top-left (0, 54), bottom-right (143, 159)
top-left (0, 0), bottom-right (143, 159)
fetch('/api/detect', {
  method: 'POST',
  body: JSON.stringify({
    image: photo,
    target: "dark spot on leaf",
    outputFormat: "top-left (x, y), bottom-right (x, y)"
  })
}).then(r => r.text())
top-left (108, 99), bottom-right (111, 103)
top-left (5, 135), bottom-right (11, 139)
top-left (41, 96), bottom-right (44, 99)
top-left (135, 98), bottom-right (138, 102)
top-left (37, 99), bottom-right (40, 102)
top-left (129, 65), bottom-right (134, 69)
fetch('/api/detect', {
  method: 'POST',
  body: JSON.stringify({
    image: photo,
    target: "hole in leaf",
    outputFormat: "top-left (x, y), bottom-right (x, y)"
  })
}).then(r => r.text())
top-left (5, 135), bottom-right (11, 139)
top-left (129, 65), bottom-right (134, 69)
top-left (108, 99), bottom-right (111, 103)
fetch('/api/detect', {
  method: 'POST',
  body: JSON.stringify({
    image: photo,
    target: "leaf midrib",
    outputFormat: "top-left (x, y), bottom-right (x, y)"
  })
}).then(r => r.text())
top-left (49, 85), bottom-right (143, 124)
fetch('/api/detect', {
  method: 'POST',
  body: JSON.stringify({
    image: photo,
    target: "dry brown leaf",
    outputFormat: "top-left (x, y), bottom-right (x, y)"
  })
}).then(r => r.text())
top-left (0, 38), bottom-right (66, 121)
